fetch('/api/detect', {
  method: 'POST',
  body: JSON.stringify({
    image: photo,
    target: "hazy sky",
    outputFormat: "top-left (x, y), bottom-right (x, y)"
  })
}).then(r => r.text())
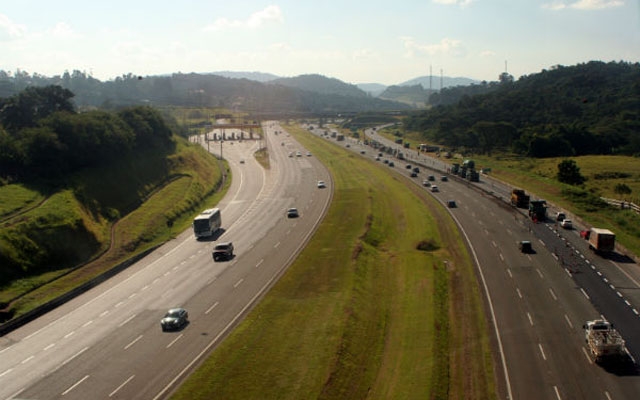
top-left (2, 0), bottom-right (639, 85)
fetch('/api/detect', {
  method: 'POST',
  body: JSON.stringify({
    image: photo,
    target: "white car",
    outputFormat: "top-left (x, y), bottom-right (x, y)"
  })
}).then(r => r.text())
top-left (561, 219), bottom-right (572, 229)
top-left (430, 185), bottom-right (439, 192)
top-left (317, 180), bottom-right (326, 188)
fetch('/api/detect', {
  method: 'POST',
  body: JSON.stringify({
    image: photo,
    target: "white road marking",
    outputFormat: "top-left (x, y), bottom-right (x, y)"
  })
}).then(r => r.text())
top-left (506, 268), bottom-right (513, 278)
top-left (166, 335), bottom-right (183, 349)
top-left (256, 259), bottom-right (264, 267)
top-left (527, 312), bottom-right (534, 326)
top-left (539, 343), bottom-right (547, 360)
top-left (124, 335), bottom-right (143, 350)
top-left (581, 288), bottom-right (590, 300)
top-left (118, 314), bottom-right (137, 328)
top-left (109, 375), bottom-right (135, 398)
top-left (205, 302), bottom-right (219, 315)
top-left (62, 374), bottom-right (89, 396)
top-left (564, 314), bottom-right (573, 329)
top-left (234, 279), bottom-right (244, 288)
top-left (516, 288), bottom-right (523, 299)
top-left (554, 385), bottom-right (562, 400)
top-left (44, 343), bottom-right (55, 351)
top-left (549, 288), bottom-right (557, 301)
top-left (21, 355), bottom-right (34, 364)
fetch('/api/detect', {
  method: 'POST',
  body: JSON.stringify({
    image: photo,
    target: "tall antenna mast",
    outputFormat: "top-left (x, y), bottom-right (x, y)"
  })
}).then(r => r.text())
top-left (440, 69), bottom-right (443, 91)
top-left (429, 65), bottom-right (433, 92)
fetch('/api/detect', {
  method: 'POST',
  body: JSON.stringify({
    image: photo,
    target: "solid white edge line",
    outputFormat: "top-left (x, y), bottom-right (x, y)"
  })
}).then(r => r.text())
top-left (109, 375), bottom-right (135, 398)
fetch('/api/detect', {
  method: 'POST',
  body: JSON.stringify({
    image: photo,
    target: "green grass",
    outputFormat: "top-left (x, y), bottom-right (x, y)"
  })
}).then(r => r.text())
top-left (0, 184), bottom-right (45, 221)
top-left (0, 136), bottom-right (228, 318)
top-left (172, 124), bottom-right (495, 399)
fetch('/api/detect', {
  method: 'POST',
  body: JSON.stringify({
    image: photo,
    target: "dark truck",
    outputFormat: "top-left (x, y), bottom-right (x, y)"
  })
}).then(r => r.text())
top-left (511, 189), bottom-right (530, 208)
top-left (529, 199), bottom-right (547, 222)
top-left (212, 242), bottom-right (234, 261)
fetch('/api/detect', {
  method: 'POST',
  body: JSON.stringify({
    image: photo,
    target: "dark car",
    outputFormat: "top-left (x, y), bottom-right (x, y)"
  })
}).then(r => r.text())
top-left (447, 200), bottom-right (457, 208)
top-left (388, 161), bottom-right (395, 167)
top-left (441, 176), bottom-right (448, 182)
top-left (212, 242), bottom-right (234, 261)
top-left (518, 240), bottom-right (532, 253)
top-left (413, 167), bottom-right (420, 173)
top-left (410, 172), bottom-right (418, 177)
top-left (161, 308), bottom-right (188, 331)
top-left (287, 208), bottom-right (299, 218)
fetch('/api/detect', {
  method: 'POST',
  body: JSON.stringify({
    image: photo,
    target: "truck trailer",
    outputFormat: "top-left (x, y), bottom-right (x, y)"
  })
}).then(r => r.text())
top-left (587, 228), bottom-right (616, 253)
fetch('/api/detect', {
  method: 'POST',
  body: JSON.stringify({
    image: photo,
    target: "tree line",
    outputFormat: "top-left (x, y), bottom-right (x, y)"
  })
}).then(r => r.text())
top-left (0, 86), bottom-right (175, 182)
top-left (404, 61), bottom-right (640, 157)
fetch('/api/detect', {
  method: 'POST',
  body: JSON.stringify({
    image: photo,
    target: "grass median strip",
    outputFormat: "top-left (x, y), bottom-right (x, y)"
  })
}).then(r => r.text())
top-left (172, 126), bottom-right (495, 399)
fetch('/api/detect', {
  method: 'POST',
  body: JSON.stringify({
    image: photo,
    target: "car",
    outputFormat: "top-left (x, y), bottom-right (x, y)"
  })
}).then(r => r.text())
top-left (307, 151), bottom-right (312, 156)
top-left (375, 156), bottom-right (381, 161)
top-left (346, 144), bottom-right (351, 148)
top-left (360, 150), bottom-right (366, 154)
top-left (406, 164), bottom-right (412, 169)
top-left (317, 180), bottom-right (326, 188)
top-left (422, 180), bottom-right (431, 187)
top-left (212, 242), bottom-right (234, 261)
top-left (410, 172), bottom-right (418, 177)
top-left (561, 219), bottom-right (572, 229)
top-left (441, 176), bottom-right (448, 182)
top-left (296, 151), bottom-right (302, 157)
top-left (388, 161), bottom-right (395, 167)
top-left (378, 152), bottom-right (383, 157)
top-left (556, 212), bottom-right (566, 221)
top-left (287, 208), bottom-right (299, 218)
top-left (288, 152), bottom-right (293, 157)
top-left (413, 167), bottom-right (420, 173)
top-left (430, 185), bottom-right (439, 192)
top-left (160, 308), bottom-right (188, 331)
top-left (518, 240), bottom-right (533, 253)
top-left (447, 200), bottom-right (457, 208)
top-left (239, 159), bottom-right (245, 164)
top-left (383, 159), bottom-right (389, 164)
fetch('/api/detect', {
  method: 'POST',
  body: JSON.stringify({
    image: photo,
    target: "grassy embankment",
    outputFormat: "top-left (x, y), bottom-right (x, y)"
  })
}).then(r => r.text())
top-left (379, 128), bottom-right (640, 258)
top-left (172, 124), bottom-right (495, 399)
top-left (0, 136), bottom-right (228, 318)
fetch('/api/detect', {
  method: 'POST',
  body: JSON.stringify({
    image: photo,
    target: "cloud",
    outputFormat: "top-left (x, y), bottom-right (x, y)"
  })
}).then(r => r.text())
top-left (480, 50), bottom-right (496, 57)
top-left (0, 13), bottom-right (27, 38)
top-left (50, 22), bottom-right (77, 39)
top-left (542, 0), bottom-right (624, 10)
top-left (402, 37), bottom-right (466, 57)
top-left (204, 5), bottom-right (284, 32)
top-left (432, 0), bottom-right (475, 7)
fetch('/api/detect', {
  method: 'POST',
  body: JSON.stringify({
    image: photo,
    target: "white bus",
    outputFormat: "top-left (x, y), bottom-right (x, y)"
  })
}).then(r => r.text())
top-left (193, 208), bottom-right (221, 238)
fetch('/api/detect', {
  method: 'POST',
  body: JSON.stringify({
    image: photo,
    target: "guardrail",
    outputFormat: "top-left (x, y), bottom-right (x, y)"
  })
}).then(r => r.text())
top-left (601, 197), bottom-right (640, 214)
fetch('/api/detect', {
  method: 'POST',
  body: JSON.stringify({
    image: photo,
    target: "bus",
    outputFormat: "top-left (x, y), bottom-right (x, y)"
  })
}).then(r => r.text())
top-left (193, 208), bottom-right (221, 238)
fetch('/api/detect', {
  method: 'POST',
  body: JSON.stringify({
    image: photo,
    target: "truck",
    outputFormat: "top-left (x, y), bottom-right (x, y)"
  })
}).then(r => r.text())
top-left (528, 200), bottom-right (547, 221)
top-left (451, 163), bottom-right (460, 175)
top-left (583, 319), bottom-right (627, 363)
top-left (511, 189), bottom-right (530, 208)
top-left (465, 169), bottom-right (480, 182)
top-left (587, 228), bottom-right (616, 253)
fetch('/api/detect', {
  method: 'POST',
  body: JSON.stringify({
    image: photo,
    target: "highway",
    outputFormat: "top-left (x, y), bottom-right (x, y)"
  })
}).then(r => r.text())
top-left (0, 122), bottom-right (331, 399)
top-left (311, 125), bottom-right (640, 400)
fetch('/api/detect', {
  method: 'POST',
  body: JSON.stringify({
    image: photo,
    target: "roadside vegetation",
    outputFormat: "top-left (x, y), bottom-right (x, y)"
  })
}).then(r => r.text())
top-left (0, 90), bottom-right (227, 320)
top-left (172, 124), bottom-right (495, 399)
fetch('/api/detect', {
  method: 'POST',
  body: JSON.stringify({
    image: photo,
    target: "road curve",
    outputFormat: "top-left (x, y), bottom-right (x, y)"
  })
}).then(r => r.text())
top-left (0, 121), bottom-right (331, 400)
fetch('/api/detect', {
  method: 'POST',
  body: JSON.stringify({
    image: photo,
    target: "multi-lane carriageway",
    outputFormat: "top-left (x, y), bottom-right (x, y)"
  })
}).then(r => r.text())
top-left (313, 125), bottom-right (640, 400)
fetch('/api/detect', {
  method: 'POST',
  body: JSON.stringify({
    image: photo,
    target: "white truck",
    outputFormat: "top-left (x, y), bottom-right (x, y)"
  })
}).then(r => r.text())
top-left (583, 319), bottom-right (627, 363)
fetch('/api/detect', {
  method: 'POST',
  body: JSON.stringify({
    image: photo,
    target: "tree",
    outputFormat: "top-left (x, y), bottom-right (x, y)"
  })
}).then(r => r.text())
top-left (0, 85), bottom-right (75, 133)
top-left (557, 159), bottom-right (585, 185)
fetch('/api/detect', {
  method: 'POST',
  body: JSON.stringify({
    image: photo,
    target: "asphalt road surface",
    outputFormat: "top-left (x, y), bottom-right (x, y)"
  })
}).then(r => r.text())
top-left (309, 125), bottom-right (640, 400)
top-left (0, 121), bottom-right (331, 399)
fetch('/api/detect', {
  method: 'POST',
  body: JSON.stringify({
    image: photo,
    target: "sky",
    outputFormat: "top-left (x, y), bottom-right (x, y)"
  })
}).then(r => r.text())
top-left (1, 0), bottom-right (639, 85)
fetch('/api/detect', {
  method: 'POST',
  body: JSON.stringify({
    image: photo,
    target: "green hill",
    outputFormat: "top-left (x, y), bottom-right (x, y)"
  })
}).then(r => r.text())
top-left (0, 87), bottom-right (226, 320)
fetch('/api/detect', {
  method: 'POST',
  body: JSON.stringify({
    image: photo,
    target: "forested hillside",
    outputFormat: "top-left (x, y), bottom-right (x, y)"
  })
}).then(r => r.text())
top-left (404, 61), bottom-right (640, 157)
top-left (0, 86), bottom-right (222, 310)
top-left (0, 70), bottom-right (407, 113)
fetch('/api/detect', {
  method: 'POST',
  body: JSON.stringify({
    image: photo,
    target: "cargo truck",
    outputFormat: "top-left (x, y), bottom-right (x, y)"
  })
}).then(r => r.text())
top-left (583, 319), bottom-right (627, 363)
top-left (511, 189), bottom-right (530, 208)
top-left (528, 200), bottom-right (547, 221)
top-left (587, 228), bottom-right (616, 253)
